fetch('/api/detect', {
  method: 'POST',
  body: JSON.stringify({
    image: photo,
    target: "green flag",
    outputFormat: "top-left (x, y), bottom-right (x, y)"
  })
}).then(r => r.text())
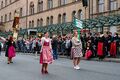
top-left (73, 17), bottom-right (83, 40)
top-left (73, 17), bottom-right (83, 29)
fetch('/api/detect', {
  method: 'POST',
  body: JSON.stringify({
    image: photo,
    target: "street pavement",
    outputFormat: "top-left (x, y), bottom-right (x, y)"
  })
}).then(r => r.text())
top-left (0, 52), bottom-right (120, 80)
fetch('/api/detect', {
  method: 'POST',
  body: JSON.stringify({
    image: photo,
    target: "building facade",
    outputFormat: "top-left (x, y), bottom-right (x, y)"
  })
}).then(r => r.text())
top-left (0, 0), bottom-right (119, 35)
top-left (0, 0), bottom-right (89, 32)
top-left (89, 0), bottom-right (120, 34)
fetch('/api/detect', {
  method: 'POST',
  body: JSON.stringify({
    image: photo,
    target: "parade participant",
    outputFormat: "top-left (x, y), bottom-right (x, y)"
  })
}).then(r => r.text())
top-left (110, 33), bottom-right (119, 57)
top-left (72, 30), bottom-right (83, 70)
top-left (85, 39), bottom-right (93, 60)
top-left (97, 33), bottom-right (105, 60)
top-left (104, 32), bottom-right (109, 57)
top-left (5, 36), bottom-right (16, 64)
top-left (107, 32), bottom-right (113, 56)
top-left (40, 32), bottom-right (53, 74)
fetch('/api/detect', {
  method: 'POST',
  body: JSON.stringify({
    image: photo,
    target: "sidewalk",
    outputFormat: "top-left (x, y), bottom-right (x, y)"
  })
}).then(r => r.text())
top-left (81, 57), bottom-right (120, 63)
top-left (59, 55), bottom-right (120, 63)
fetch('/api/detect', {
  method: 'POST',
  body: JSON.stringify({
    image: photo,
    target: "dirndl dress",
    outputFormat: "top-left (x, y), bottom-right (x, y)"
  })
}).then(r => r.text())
top-left (40, 41), bottom-right (53, 64)
top-left (97, 42), bottom-right (103, 56)
top-left (110, 42), bottom-right (116, 57)
top-left (8, 45), bottom-right (16, 58)
top-left (72, 46), bottom-right (83, 58)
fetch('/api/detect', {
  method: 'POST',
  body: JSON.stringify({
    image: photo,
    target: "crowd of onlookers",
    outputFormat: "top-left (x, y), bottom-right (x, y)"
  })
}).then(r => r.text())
top-left (0, 31), bottom-right (120, 60)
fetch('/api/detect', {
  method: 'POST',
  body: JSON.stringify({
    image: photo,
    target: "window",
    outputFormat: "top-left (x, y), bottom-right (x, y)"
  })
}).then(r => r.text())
top-left (62, 13), bottom-right (66, 23)
top-left (46, 17), bottom-right (50, 25)
top-left (37, 19), bottom-right (40, 26)
top-left (72, 11), bottom-right (76, 21)
top-left (20, 8), bottom-right (23, 17)
top-left (29, 21), bottom-right (32, 28)
top-left (5, 0), bottom-right (7, 6)
top-left (1, 1), bottom-right (3, 8)
top-left (5, 14), bottom-right (7, 22)
top-left (109, 0), bottom-right (117, 10)
top-left (1, 16), bottom-right (3, 22)
top-left (9, 12), bottom-right (11, 20)
top-left (62, 0), bottom-right (67, 5)
top-left (32, 20), bottom-right (34, 28)
top-left (98, 0), bottom-right (104, 12)
top-left (58, 0), bottom-right (62, 6)
top-left (73, 0), bottom-right (79, 2)
top-left (58, 14), bottom-right (61, 24)
top-left (47, 0), bottom-right (53, 9)
top-left (40, 18), bottom-right (43, 26)
top-left (9, 0), bottom-right (11, 4)
top-left (29, 2), bottom-right (34, 15)
top-left (14, 10), bottom-right (17, 15)
top-left (38, 0), bottom-right (43, 12)
top-left (78, 10), bottom-right (82, 20)
top-left (50, 16), bottom-right (53, 24)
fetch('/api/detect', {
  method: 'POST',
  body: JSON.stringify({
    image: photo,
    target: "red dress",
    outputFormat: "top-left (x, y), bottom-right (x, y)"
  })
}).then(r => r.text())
top-left (40, 39), bottom-right (53, 64)
top-left (97, 42), bottom-right (103, 56)
top-left (8, 45), bottom-right (16, 58)
top-left (110, 42), bottom-right (116, 57)
top-left (85, 50), bottom-right (92, 60)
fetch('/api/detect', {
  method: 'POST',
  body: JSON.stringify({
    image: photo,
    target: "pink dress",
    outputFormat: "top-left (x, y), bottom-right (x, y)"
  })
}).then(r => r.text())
top-left (8, 45), bottom-right (16, 58)
top-left (40, 38), bottom-right (53, 64)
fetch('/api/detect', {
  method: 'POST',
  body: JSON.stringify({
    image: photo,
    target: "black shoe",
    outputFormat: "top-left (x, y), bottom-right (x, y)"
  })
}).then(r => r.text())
top-left (10, 62), bottom-right (13, 63)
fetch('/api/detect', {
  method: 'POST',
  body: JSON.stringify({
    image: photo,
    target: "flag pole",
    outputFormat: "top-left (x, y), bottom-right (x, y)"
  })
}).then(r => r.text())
top-left (73, 16), bottom-right (82, 40)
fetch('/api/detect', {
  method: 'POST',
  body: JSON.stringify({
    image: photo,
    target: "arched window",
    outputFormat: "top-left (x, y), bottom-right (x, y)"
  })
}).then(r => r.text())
top-left (9, 12), bottom-right (11, 20)
top-left (40, 18), bottom-right (43, 26)
top-left (46, 17), bottom-right (50, 25)
top-left (58, 0), bottom-right (62, 6)
top-left (58, 14), bottom-right (61, 24)
top-left (98, 0), bottom-right (104, 12)
top-left (78, 10), bottom-right (82, 20)
top-left (1, 16), bottom-right (3, 22)
top-left (32, 20), bottom-right (34, 28)
top-left (5, 0), bottom-right (7, 6)
top-left (9, 0), bottom-right (11, 4)
top-left (109, 0), bottom-right (117, 10)
top-left (62, 13), bottom-right (66, 23)
top-left (50, 16), bottom-right (53, 24)
top-left (1, 1), bottom-right (3, 8)
top-left (38, 0), bottom-right (43, 12)
top-left (29, 21), bottom-right (31, 28)
top-left (72, 11), bottom-right (76, 21)
top-left (14, 10), bottom-right (17, 15)
top-left (5, 14), bottom-right (7, 22)
top-left (20, 8), bottom-right (23, 17)
top-left (30, 2), bottom-right (34, 15)
top-left (37, 19), bottom-right (40, 27)
top-left (47, 0), bottom-right (53, 9)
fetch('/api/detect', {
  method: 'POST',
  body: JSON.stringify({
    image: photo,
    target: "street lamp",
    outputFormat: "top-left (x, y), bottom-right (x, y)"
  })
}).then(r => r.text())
top-left (82, 0), bottom-right (88, 32)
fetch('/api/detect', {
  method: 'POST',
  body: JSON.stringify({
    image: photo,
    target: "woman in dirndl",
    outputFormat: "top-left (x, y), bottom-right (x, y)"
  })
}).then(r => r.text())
top-left (97, 33), bottom-right (105, 60)
top-left (5, 36), bottom-right (16, 64)
top-left (40, 32), bottom-right (53, 74)
top-left (72, 30), bottom-right (83, 70)
top-left (110, 33), bottom-right (119, 57)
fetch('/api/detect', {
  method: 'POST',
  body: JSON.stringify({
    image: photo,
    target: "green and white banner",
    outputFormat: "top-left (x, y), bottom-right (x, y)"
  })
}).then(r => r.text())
top-left (73, 17), bottom-right (83, 29)
top-left (73, 17), bottom-right (83, 40)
